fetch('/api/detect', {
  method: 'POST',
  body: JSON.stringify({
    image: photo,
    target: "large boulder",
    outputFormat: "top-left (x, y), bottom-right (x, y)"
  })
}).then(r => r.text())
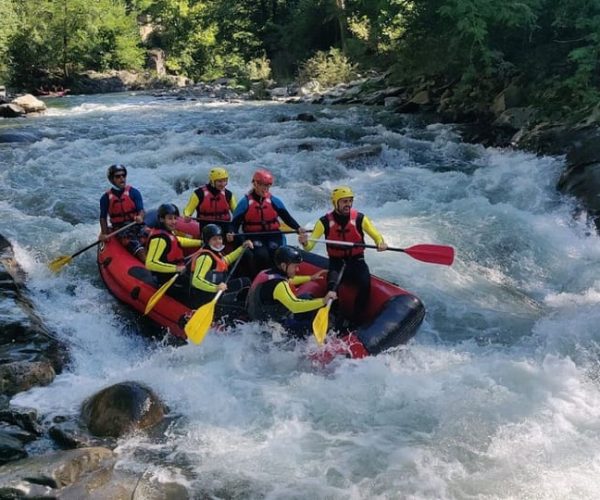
top-left (0, 361), bottom-right (55, 396)
top-left (0, 447), bottom-right (115, 496)
top-left (0, 234), bottom-right (67, 396)
top-left (146, 48), bottom-right (166, 76)
top-left (0, 431), bottom-right (27, 465)
top-left (0, 103), bottom-right (25, 118)
top-left (11, 94), bottom-right (46, 113)
top-left (545, 125), bottom-right (600, 231)
top-left (81, 381), bottom-right (167, 438)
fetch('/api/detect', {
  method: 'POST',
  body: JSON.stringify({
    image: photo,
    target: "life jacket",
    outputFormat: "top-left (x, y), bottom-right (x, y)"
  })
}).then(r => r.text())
top-left (321, 209), bottom-right (365, 258)
top-left (147, 228), bottom-right (185, 265)
top-left (246, 268), bottom-right (288, 321)
top-left (197, 248), bottom-right (229, 284)
top-left (242, 192), bottom-right (280, 233)
top-left (195, 185), bottom-right (232, 222)
top-left (107, 186), bottom-right (138, 226)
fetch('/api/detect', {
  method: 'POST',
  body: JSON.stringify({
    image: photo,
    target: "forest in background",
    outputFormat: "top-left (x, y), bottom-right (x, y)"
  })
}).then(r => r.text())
top-left (1, 0), bottom-right (600, 119)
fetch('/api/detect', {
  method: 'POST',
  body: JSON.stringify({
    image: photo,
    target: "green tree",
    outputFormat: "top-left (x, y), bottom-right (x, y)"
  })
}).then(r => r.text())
top-left (0, 0), bottom-right (19, 81)
top-left (7, 0), bottom-right (143, 89)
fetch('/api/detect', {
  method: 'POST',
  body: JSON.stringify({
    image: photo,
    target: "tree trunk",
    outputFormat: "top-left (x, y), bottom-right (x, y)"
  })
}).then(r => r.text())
top-left (335, 0), bottom-right (348, 55)
top-left (62, 0), bottom-right (69, 79)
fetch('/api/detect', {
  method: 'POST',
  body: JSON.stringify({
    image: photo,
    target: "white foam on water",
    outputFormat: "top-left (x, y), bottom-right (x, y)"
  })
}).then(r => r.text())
top-left (3, 94), bottom-right (600, 497)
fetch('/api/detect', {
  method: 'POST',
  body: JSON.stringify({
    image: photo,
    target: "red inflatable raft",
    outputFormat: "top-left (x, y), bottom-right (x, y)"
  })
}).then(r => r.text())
top-left (97, 218), bottom-right (425, 360)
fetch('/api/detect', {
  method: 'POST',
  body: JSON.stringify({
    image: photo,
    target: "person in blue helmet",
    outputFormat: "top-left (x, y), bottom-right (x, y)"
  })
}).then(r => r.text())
top-left (99, 164), bottom-right (147, 262)
top-left (145, 203), bottom-right (202, 304)
top-left (246, 245), bottom-right (333, 338)
top-left (191, 223), bottom-right (254, 322)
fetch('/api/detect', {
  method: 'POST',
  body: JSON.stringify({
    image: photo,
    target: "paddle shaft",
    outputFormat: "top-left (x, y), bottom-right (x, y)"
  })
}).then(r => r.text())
top-left (74, 221), bottom-right (138, 258)
top-left (323, 262), bottom-right (346, 309)
top-left (310, 238), bottom-right (398, 252)
top-left (186, 218), bottom-right (312, 238)
top-left (223, 247), bottom-right (247, 284)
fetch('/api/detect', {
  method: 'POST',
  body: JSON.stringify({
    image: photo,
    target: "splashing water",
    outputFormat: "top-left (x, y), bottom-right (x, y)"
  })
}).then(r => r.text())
top-left (2, 92), bottom-right (600, 498)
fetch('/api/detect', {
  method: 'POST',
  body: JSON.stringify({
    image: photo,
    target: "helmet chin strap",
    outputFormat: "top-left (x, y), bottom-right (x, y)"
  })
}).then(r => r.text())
top-left (210, 244), bottom-right (225, 252)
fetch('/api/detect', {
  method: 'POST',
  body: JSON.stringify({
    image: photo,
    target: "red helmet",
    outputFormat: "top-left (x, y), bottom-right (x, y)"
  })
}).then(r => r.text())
top-left (252, 169), bottom-right (274, 185)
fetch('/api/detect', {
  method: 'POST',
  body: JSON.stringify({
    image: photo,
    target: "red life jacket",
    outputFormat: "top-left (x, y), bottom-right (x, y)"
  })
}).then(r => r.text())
top-left (322, 209), bottom-right (364, 258)
top-left (195, 185), bottom-right (232, 222)
top-left (242, 192), bottom-right (280, 233)
top-left (107, 185), bottom-right (138, 225)
top-left (147, 228), bottom-right (185, 264)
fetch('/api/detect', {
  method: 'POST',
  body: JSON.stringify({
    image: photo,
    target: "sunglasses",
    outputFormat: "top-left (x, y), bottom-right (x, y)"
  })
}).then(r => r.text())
top-left (257, 182), bottom-right (272, 187)
top-left (113, 174), bottom-right (126, 179)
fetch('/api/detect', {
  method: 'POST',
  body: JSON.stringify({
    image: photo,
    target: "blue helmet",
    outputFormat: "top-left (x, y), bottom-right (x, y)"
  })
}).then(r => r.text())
top-left (157, 203), bottom-right (179, 219)
top-left (274, 246), bottom-right (303, 266)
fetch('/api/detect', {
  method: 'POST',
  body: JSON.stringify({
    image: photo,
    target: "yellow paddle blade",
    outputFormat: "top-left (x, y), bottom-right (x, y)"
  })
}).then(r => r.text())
top-left (144, 274), bottom-right (178, 315)
top-left (184, 299), bottom-right (217, 345)
top-left (312, 302), bottom-right (332, 345)
top-left (48, 255), bottom-right (72, 273)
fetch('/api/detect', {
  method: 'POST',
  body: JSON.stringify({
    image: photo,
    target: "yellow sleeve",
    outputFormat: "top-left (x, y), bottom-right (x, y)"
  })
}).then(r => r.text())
top-left (273, 281), bottom-right (324, 314)
top-left (302, 219), bottom-right (325, 252)
top-left (290, 275), bottom-right (311, 286)
top-left (177, 235), bottom-right (203, 248)
top-left (146, 237), bottom-right (178, 274)
top-left (183, 192), bottom-right (200, 217)
top-left (361, 215), bottom-right (385, 245)
top-left (229, 193), bottom-right (238, 212)
top-left (191, 254), bottom-right (219, 292)
top-left (224, 245), bottom-right (244, 265)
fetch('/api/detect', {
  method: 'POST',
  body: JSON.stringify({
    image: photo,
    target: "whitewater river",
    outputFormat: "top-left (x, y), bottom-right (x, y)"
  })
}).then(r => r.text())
top-left (2, 92), bottom-right (600, 498)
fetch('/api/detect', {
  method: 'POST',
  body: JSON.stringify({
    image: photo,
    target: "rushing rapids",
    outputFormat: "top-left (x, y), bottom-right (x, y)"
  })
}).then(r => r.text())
top-left (1, 92), bottom-right (600, 497)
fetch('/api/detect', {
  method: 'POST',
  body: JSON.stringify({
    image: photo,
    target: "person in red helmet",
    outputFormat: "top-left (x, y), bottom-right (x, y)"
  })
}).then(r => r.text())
top-left (99, 164), bottom-right (147, 262)
top-left (231, 168), bottom-right (306, 278)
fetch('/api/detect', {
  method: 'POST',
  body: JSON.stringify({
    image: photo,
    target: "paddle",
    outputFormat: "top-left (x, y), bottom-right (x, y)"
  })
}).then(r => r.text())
top-left (312, 262), bottom-right (347, 345)
top-left (144, 248), bottom-right (204, 315)
top-left (238, 229), bottom-right (312, 237)
top-left (184, 249), bottom-right (247, 345)
top-left (309, 239), bottom-right (455, 266)
top-left (48, 221), bottom-right (139, 273)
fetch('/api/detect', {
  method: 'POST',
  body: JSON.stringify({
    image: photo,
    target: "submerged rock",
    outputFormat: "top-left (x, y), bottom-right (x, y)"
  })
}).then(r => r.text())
top-left (0, 234), bottom-right (68, 379)
top-left (556, 125), bottom-right (600, 231)
top-left (81, 381), bottom-right (167, 438)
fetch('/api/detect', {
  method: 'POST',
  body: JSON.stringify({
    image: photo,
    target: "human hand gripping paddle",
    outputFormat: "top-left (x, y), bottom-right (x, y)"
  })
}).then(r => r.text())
top-left (144, 247), bottom-right (206, 315)
top-left (184, 249), bottom-right (247, 345)
top-left (309, 239), bottom-right (455, 266)
top-left (312, 262), bottom-right (347, 345)
top-left (48, 221), bottom-right (139, 273)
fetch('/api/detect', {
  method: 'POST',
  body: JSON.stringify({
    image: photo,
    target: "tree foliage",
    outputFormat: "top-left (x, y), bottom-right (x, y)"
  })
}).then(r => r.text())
top-left (1, 0), bottom-right (599, 113)
top-left (2, 0), bottom-right (143, 89)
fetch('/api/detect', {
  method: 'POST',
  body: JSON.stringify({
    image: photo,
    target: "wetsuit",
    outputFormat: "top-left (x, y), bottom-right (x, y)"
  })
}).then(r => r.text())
top-left (145, 228), bottom-right (202, 304)
top-left (247, 268), bottom-right (324, 337)
top-left (191, 245), bottom-right (250, 322)
top-left (302, 210), bottom-right (385, 325)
